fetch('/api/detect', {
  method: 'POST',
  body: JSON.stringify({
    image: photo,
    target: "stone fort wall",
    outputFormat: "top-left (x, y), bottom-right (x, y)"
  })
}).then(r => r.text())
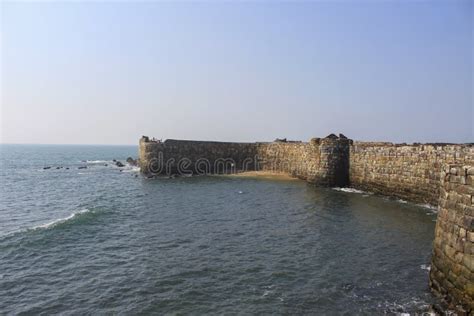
top-left (139, 138), bottom-right (258, 175)
top-left (430, 165), bottom-right (474, 314)
top-left (139, 135), bottom-right (351, 186)
top-left (139, 135), bottom-right (473, 313)
top-left (350, 142), bottom-right (474, 206)
top-left (254, 137), bottom-right (351, 186)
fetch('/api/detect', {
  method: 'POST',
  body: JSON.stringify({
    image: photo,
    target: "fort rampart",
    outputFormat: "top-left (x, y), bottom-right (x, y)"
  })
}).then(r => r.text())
top-left (139, 135), bottom-right (473, 314)
top-left (350, 142), bottom-right (474, 206)
top-left (139, 135), bottom-right (351, 186)
top-left (431, 165), bottom-right (474, 314)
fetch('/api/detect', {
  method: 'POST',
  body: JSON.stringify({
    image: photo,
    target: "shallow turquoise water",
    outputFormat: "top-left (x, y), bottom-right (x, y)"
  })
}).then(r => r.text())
top-left (0, 145), bottom-right (437, 314)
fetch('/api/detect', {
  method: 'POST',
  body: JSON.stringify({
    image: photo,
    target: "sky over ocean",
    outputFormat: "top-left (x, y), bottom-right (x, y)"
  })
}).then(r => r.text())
top-left (1, 1), bottom-right (472, 144)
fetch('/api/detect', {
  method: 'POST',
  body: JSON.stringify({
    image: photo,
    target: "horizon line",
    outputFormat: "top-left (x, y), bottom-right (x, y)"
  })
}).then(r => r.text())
top-left (0, 142), bottom-right (138, 146)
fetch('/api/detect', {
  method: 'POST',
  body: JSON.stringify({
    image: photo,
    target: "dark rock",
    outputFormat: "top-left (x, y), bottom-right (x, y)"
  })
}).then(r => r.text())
top-left (339, 133), bottom-right (348, 139)
top-left (66, 167), bottom-right (69, 170)
top-left (113, 159), bottom-right (117, 162)
top-left (126, 157), bottom-right (137, 166)
top-left (325, 133), bottom-right (338, 139)
top-left (56, 167), bottom-right (60, 169)
top-left (274, 138), bottom-right (287, 143)
top-left (43, 167), bottom-right (51, 170)
top-left (104, 164), bottom-right (108, 167)
top-left (78, 166), bottom-right (87, 169)
top-left (115, 161), bottom-right (125, 167)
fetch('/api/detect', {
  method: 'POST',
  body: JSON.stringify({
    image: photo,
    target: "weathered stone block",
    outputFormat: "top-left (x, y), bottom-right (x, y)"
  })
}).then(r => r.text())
top-left (463, 254), bottom-right (474, 272)
top-left (468, 231), bottom-right (474, 243)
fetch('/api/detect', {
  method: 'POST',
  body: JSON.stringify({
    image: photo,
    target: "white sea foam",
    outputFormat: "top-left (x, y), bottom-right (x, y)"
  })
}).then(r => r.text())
top-left (420, 264), bottom-right (431, 271)
top-left (395, 199), bottom-right (438, 213)
top-left (121, 165), bottom-right (140, 173)
top-left (333, 187), bottom-right (370, 194)
top-left (32, 209), bottom-right (92, 230)
top-left (85, 160), bottom-right (109, 164)
top-left (419, 204), bottom-right (438, 212)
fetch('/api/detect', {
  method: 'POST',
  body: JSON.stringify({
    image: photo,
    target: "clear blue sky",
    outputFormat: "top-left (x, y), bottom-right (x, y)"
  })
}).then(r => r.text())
top-left (1, 1), bottom-right (472, 144)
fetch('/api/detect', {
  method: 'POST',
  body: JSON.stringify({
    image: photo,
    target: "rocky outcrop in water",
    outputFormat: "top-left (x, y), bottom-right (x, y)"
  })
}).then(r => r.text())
top-left (126, 157), bottom-right (137, 166)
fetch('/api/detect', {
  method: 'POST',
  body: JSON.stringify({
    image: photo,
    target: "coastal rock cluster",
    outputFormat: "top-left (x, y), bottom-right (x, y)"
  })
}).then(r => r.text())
top-left (42, 157), bottom-right (138, 172)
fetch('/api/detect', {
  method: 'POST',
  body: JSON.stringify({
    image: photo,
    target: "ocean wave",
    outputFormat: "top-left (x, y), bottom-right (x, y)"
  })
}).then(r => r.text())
top-left (83, 159), bottom-right (141, 172)
top-left (381, 298), bottom-right (434, 316)
top-left (333, 187), bottom-right (371, 195)
top-left (0, 209), bottom-right (94, 240)
top-left (121, 165), bottom-right (140, 173)
top-left (32, 209), bottom-right (92, 230)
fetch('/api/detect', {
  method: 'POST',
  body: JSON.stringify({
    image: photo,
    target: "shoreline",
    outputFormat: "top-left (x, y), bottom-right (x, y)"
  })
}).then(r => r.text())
top-left (223, 171), bottom-right (300, 181)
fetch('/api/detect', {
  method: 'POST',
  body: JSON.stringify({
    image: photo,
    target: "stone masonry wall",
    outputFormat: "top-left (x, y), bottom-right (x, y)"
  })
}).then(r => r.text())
top-left (139, 138), bottom-right (258, 175)
top-left (139, 135), bottom-right (350, 186)
top-left (253, 137), bottom-right (351, 186)
top-left (317, 138), bottom-right (351, 187)
top-left (254, 141), bottom-right (318, 179)
top-left (430, 165), bottom-right (474, 314)
top-left (350, 143), bottom-right (474, 206)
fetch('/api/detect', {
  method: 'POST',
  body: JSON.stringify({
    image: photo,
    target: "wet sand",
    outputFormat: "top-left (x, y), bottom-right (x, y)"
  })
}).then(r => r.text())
top-left (224, 171), bottom-right (300, 181)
